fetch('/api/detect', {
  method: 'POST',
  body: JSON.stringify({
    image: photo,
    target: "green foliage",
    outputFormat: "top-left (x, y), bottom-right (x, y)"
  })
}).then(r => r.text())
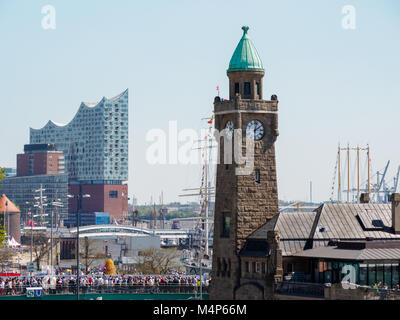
top-left (136, 204), bottom-right (202, 220)
top-left (0, 167), bottom-right (5, 184)
top-left (0, 218), bottom-right (5, 247)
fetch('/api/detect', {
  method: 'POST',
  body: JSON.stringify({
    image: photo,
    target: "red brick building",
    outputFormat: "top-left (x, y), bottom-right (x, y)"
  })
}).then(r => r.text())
top-left (16, 144), bottom-right (65, 177)
top-left (68, 184), bottom-right (128, 222)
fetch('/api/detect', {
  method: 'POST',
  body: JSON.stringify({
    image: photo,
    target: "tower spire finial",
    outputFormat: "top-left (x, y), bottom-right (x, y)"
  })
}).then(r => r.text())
top-left (242, 26), bottom-right (249, 35)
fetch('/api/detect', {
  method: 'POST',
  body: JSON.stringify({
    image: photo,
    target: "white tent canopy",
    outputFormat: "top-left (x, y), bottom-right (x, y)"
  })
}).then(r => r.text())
top-left (7, 237), bottom-right (20, 248)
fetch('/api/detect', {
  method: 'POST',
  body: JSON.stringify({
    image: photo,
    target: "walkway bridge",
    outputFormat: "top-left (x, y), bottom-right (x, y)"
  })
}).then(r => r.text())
top-left (68, 225), bottom-right (190, 242)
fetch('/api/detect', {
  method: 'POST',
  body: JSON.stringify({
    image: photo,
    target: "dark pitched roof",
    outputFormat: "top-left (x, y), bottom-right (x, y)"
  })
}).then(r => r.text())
top-left (250, 211), bottom-right (316, 240)
top-left (248, 211), bottom-right (318, 255)
top-left (245, 203), bottom-right (400, 257)
top-left (310, 203), bottom-right (398, 240)
top-left (292, 246), bottom-right (400, 261)
top-left (239, 239), bottom-right (270, 257)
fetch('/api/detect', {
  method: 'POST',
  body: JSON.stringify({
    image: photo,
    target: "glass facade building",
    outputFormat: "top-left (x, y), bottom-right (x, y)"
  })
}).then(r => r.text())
top-left (4, 168), bottom-right (16, 177)
top-left (313, 260), bottom-right (400, 289)
top-left (29, 89), bottom-right (129, 183)
top-left (0, 174), bottom-right (68, 226)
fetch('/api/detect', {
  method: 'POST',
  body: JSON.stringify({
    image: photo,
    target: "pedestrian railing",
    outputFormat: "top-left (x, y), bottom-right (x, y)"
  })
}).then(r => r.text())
top-left (365, 287), bottom-right (400, 300)
top-left (0, 283), bottom-right (209, 297)
top-left (275, 281), bottom-right (325, 298)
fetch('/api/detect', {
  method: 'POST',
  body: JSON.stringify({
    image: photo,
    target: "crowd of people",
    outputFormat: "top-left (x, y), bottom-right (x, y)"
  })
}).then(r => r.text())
top-left (0, 273), bottom-right (210, 296)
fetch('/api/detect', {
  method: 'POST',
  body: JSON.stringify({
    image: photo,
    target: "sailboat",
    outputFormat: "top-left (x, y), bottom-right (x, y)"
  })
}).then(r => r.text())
top-left (180, 114), bottom-right (216, 276)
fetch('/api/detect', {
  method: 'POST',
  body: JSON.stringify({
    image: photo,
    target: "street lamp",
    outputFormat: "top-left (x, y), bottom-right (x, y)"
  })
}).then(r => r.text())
top-left (25, 202), bottom-right (34, 277)
top-left (67, 193), bottom-right (90, 301)
top-left (5, 201), bottom-right (8, 243)
top-left (50, 200), bottom-right (63, 276)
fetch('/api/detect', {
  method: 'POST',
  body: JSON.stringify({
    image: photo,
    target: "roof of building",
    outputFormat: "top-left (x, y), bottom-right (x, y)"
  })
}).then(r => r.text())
top-left (248, 211), bottom-right (320, 256)
top-left (0, 194), bottom-right (20, 213)
top-left (244, 203), bottom-right (400, 258)
top-left (227, 26), bottom-right (264, 73)
top-left (292, 246), bottom-right (400, 261)
top-left (30, 89), bottom-right (128, 130)
top-left (239, 238), bottom-right (270, 257)
top-left (310, 203), bottom-right (397, 240)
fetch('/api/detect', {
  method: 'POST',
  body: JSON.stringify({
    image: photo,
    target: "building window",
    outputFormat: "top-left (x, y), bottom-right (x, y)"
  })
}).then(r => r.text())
top-left (221, 212), bottom-right (230, 238)
top-left (109, 190), bottom-right (118, 198)
top-left (392, 264), bottom-right (399, 289)
top-left (255, 262), bottom-right (260, 273)
top-left (262, 262), bottom-right (266, 274)
top-left (222, 259), bottom-right (227, 277)
top-left (368, 264), bottom-right (376, 286)
top-left (377, 264), bottom-right (384, 285)
top-left (254, 169), bottom-right (260, 184)
top-left (245, 261), bottom-right (250, 273)
top-left (256, 82), bottom-right (260, 95)
top-left (359, 264), bottom-right (367, 286)
top-left (252, 262), bottom-right (256, 273)
top-left (244, 82), bottom-right (251, 95)
top-left (234, 83), bottom-right (239, 94)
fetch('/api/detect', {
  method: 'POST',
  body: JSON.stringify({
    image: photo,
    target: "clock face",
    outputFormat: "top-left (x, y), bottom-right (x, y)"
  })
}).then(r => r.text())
top-left (225, 120), bottom-right (234, 139)
top-left (246, 120), bottom-right (264, 141)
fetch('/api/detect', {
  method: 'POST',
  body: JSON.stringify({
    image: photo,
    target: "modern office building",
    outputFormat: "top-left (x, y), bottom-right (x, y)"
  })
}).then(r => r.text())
top-left (4, 168), bottom-right (16, 177)
top-left (29, 89), bottom-right (129, 221)
top-left (0, 174), bottom-right (68, 226)
top-left (63, 211), bottom-right (110, 227)
top-left (17, 144), bottom-right (65, 176)
top-left (1, 144), bottom-right (68, 226)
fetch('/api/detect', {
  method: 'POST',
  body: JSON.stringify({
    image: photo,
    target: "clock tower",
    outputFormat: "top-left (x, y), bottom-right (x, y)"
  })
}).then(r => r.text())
top-left (210, 26), bottom-right (280, 299)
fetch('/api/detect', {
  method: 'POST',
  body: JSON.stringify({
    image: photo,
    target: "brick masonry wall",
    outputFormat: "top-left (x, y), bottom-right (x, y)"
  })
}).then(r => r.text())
top-left (16, 154), bottom-right (30, 176)
top-left (68, 184), bottom-right (128, 221)
top-left (210, 91), bottom-right (280, 300)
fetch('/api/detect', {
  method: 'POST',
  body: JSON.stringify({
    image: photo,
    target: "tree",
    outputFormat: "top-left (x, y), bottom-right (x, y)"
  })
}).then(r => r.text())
top-left (0, 167), bottom-right (6, 247)
top-left (135, 248), bottom-right (183, 274)
top-left (27, 231), bottom-right (59, 270)
top-left (0, 217), bottom-right (5, 248)
top-left (0, 247), bottom-right (15, 272)
top-left (0, 167), bottom-right (17, 271)
top-left (79, 237), bottom-right (107, 273)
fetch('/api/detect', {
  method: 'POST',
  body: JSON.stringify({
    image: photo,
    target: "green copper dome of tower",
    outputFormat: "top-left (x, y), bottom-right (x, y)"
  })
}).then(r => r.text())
top-left (227, 26), bottom-right (264, 72)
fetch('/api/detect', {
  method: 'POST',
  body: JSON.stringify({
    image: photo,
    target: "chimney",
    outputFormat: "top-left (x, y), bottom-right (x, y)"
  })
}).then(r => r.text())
top-left (360, 193), bottom-right (370, 204)
top-left (391, 193), bottom-right (400, 234)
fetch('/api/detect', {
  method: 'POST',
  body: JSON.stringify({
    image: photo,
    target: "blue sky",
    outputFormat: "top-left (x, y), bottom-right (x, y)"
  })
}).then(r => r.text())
top-left (0, 0), bottom-right (399, 204)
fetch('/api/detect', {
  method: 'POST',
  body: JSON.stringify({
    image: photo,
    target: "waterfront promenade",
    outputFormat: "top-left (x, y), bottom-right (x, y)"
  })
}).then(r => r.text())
top-left (0, 274), bottom-right (210, 299)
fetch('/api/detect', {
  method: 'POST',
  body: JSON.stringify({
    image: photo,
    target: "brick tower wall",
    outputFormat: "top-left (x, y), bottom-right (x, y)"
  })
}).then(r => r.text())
top-left (210, 93), bottom-right (279, 300)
